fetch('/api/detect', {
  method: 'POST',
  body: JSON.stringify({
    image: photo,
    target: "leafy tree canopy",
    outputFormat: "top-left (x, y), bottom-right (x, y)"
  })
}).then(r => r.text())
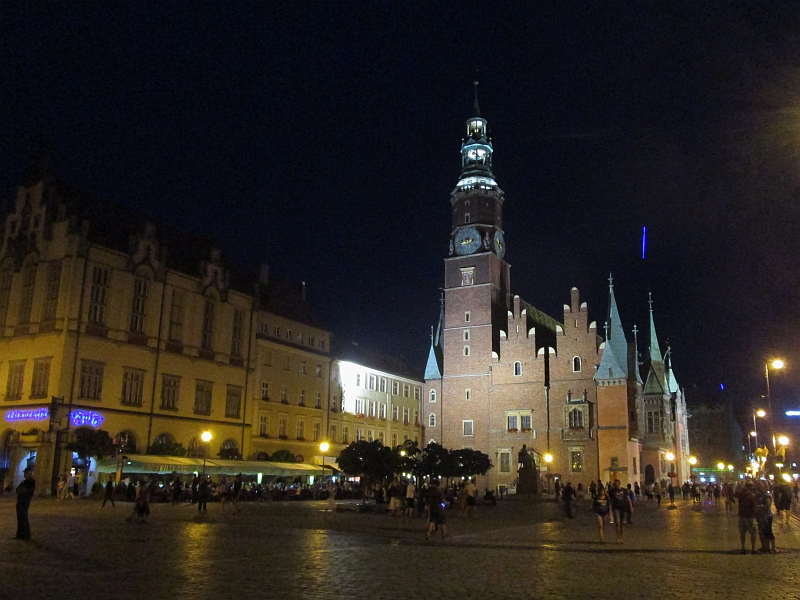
top-left (147, 440), bottom-right (187, 457)
top-left (269, 449), bottom-right (297, 463)
top-left (338, 440), bottom-right (397, 484)
top-left (66, 428), bottom-right (115, 460)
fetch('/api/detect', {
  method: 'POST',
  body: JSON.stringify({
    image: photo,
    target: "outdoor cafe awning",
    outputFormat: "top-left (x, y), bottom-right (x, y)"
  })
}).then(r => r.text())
top-left (95, 454), bottom-right (337, 477)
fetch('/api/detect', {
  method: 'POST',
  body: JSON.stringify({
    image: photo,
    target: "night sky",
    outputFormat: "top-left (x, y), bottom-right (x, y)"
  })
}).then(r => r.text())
top-left (3, 3), bottom-right (800, 420)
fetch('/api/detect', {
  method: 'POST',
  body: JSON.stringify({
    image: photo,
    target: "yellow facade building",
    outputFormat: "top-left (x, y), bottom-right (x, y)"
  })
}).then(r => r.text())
top-left (0, 155), bottom-right (423, 494)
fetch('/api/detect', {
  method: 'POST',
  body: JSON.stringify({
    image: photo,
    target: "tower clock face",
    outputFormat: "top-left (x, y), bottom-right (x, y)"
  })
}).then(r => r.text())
top-left (493, 230), bottom-right (506, 258)
top-left (454, 227), bottom-right (482, 256)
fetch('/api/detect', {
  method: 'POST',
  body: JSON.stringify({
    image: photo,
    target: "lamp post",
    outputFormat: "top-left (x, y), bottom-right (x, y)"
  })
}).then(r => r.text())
top-left (765, 359), bottom-right (785, 457)
top-left (319, 441), bottom-right (330, 482)
top-left (665, 452), bottom-right (676, 507)
top-left (201, 430), bottom-right (212, 475)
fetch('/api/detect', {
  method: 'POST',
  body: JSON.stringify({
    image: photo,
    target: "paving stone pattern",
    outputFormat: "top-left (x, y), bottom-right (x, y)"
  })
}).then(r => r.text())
top-left (1, 495), bottom-right (799, 600)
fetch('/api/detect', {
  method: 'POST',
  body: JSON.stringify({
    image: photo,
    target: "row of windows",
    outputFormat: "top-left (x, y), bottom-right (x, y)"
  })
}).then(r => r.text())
top-left (349, 399), bottom-right (415, 423)
top-left (256, 415), bottom-right (418, 448)
top-left (259, 322), bottom-right (326, 351)
top-left (259, 382), bottom-right (324, 409)
top-left (351, 373), bottom-right (420, 399)
top-left (110, 430), bottom-right (239, 458)
top-left (428, 388), bottom-right (471, 403)
top-left (71, 360), bottom-right (244, 418)
top-left (497, 449), bottom-right (585, 474)
top-left (259, 350), bottom-right (324, 377)
top-left (456, 410), bottom-right (586, 438)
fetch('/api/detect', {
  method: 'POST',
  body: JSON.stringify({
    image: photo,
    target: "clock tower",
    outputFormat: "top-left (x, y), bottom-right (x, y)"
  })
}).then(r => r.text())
top-left (429, 84), bottom-right (513, 453)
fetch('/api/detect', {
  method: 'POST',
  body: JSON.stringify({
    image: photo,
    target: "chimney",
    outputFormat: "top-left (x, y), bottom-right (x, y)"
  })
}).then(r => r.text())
top-left (259, 264), bottom-right (269, 285)
top-left (570, 287), bottom-right (580, 312)
top-left (301, 281), bottom-right (306, 301)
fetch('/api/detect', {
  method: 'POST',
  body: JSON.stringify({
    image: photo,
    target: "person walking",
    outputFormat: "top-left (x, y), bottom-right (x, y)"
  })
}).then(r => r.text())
top-left (609, 479), bottom-right (632, 543)
top-left (755, 484), bottom-right (776, 553)
top-left (461, 478), bottom-right (476, 518)
top-left (231, 474), bottom-right (243, 514)
top-left (14, 468), bottom-right (35, 540)
top-left (593, 486), bottom-right (610, 543)
top-left (101, 479), bottom-right (115, 507)
top-left (667, 482), bottom-right (676, 508)
top-left (426, 480), bottom-right (449, 541)
top-left (734, 481), bottom-right (758, 554)
top-left (654, 481), bottom-right (662, 507)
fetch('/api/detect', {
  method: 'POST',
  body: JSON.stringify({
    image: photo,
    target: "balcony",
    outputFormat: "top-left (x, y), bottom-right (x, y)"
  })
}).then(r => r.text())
top-left (561, 427), bottom-right (593, 441)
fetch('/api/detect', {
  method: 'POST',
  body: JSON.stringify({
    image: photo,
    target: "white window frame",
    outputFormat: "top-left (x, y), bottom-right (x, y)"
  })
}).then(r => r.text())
top-left (463, 420), bottom-right (474, 436)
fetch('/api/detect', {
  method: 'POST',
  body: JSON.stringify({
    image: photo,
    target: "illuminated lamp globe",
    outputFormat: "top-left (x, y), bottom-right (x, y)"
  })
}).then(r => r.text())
top-left (772, 359), bottom-right (785, 370)
top-left (717, 462), bottom-right (725, 470)
top-left (665, 452), bottom-right (675, 461)
top-left (201, 431), bottom-right (212, 443)
top-left (783, 473), bottom-right (793, 483)
top-left (778, 435), bottom-right (790, 446)
top-left (757, 409), bottom-right (767, 418)
top-left (727, 465), bottom-right (734, 471)
top-left (400, 450), bottom-right (407, 457)
top-left (750, 431), bottom-right (757, 437)
top-left (544, 453), bottom-right (553, 464)
top-left (688, 456), bottom-right (698, 466)
top-left (319, 441), bottom-right (330, 453)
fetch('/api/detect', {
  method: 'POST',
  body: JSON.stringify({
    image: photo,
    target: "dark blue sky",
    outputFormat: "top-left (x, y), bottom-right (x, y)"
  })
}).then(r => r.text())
top-left (3, 2), bottom-right (800, 416)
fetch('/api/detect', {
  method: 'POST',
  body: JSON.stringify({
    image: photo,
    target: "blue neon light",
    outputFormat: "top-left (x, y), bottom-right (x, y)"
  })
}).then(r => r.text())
top-left (642, 227), bottom-right (647, 259)
top-left (6, 407), bottom-right (49, 422)
top-left (70, 410), bottom-right (104, 428)
top-left (786, 410), bottom-right (800, 417)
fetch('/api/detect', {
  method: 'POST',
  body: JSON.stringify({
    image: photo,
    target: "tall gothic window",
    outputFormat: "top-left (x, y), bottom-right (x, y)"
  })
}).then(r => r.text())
top-left (17, 262), bottom-right (37, 325)
top-left (89, 266), bottom-right (109, 324)
top-left (231, 308), bottom-right (244, 357)
top-left (568, 408), bottom-right (584, 429)
top-left (130, 277), bottom-right (148, 333)
top-left (514, 361), bottom-right (522, 376)
top-left (168, 289), bottom-right (184, 341)
top-left (0, 268), bottom-right (12, 326)
top-left (42, 261), bottom-right (61, 321)
top-left (573, 357), bottom-right (582, 372)
top-left (201, 299), bottom-right (215, 350)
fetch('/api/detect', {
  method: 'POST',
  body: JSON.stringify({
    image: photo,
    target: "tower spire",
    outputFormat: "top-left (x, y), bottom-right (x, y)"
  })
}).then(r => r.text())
top-left (595, 274), bottom-right (628, 382)
top-left (473, 80), bottom-right (481, 116)
top-left (648, 292), bottom-right (663, 364)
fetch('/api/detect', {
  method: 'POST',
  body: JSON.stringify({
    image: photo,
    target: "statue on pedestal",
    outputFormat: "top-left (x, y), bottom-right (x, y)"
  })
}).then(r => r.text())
top-left (517, 444), bottom-right (538, 499)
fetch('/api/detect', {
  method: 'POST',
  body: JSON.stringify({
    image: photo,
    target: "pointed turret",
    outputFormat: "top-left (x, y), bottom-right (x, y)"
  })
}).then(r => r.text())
top-left (665, 347), bottom-right (680, 393)
top-left (630, 325), bottom-right (643, 384)
top-left (644, 294), bottom-right (668, 395)
top-left (424, 296), bottom-right (444, 380)
top-left (595, 275), bottom-right (628, 382)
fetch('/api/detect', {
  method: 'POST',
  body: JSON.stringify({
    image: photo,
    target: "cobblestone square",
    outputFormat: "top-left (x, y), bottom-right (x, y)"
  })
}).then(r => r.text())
top-left (3, 495), bottom-right (800, 600)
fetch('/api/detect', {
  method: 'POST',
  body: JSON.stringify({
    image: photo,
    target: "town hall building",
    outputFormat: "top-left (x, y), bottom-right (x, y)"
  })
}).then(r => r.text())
top-left (423, 89), bottom-right (691, 491)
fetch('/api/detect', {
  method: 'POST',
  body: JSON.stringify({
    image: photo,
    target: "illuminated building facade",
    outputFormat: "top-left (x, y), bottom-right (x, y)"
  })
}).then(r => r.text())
top-left (423, 92), bottom-right (691, 490)
top-left (330, 341), bottom-right (423, 455)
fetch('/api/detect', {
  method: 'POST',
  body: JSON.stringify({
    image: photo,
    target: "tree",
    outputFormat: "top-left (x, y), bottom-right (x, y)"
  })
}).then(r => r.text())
top-left (337, 440), bottom-right (397, 491)
top-left (66, 428), bottom-right (115, 460)
top-left (449, 447), bottom-right (492, 478)
top-left (146, 440), bottom-right (187, 457)
top-left (269, 449), bottom-right (297, 463)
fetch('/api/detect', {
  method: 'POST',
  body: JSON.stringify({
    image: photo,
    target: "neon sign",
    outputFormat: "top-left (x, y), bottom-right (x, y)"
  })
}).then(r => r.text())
top-left (70, 410), bottom-right (104, 428)
top-left (6, 408), bottom-right (49, 422)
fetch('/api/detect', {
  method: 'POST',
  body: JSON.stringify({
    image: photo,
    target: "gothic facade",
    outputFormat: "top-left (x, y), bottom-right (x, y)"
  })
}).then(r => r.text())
top-left (423, 92), bottom-right (691, 490)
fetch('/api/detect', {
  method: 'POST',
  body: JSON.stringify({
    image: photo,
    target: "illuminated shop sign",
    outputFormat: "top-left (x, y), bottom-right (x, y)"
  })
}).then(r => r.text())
top-left (70, 410), bottom-right (104, 428)
top-left (786, 410), bottom-right (800, 417)
top-left (6, 408), bottom-right (50, 422)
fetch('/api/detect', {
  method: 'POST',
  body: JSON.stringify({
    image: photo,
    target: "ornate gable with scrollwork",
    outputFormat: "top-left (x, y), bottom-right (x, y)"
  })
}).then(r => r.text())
top-left (199, 247), bottom-right (229, 301)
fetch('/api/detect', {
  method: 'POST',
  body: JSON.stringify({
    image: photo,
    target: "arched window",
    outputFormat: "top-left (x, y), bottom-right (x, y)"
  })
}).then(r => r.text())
top-left (573, 356), bottom-right (582, 372)
top-left (568, 409), bottom-right (584, 429)
top-left (514, 361), bottom-right (522, 376)
top-left (219, 438), bottom-right (240, 459)
top-left (115, 431), bottom-right (137, 453)
top-left (187, 437), bottom-right (204, 458)
top-left (429, 413), bottom-right (436, 427)
top-left (429, 389), bottom-right (436, 403)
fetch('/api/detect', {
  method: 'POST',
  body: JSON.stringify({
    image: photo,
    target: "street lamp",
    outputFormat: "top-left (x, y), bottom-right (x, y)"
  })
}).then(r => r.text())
top-left (319, 441), bottom-right (330, 481)
top-left (765, 359), bottom-right (785, 456)
top-left (717, 462), bottom-right (725, 470)
top-left (543, 453), bottom-right (553, 464)
top-left (201, 430), bottom-right (212, 475)
top-left (688, 456), bottom-right (697, 466)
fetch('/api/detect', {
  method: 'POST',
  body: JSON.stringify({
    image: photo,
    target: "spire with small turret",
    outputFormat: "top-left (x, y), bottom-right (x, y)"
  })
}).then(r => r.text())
top-left (644, 293), bottom-right (668, 395)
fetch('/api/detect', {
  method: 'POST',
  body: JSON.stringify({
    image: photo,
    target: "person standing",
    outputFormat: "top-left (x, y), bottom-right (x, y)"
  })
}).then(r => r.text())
top-left (232, 474), bottom-right (243, 514)
top-left (653, 481), bottom-right (662, 507)
top-left (14, 468), bottom-right (35, 540)
top-left (562, 482), bottom-right (575, 519)
top-left (101, 479), bottom-right (115, 507)
top-left (734, 481), bottom-right (758, 554)
top-left (461, 478), bottom-right (477, 518)
top-left (609, 479), bottom-right (632, 543)
top-left (197, 475), bottom-right (210, 513)
top-left (405, 479), bottom-right (417, 518)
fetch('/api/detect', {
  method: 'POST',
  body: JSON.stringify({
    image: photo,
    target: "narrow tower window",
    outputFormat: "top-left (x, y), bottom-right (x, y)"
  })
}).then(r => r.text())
top-left (514, 361), bottom-right (522, 376)
top-left (573, 357), bottom-right (582, 372)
